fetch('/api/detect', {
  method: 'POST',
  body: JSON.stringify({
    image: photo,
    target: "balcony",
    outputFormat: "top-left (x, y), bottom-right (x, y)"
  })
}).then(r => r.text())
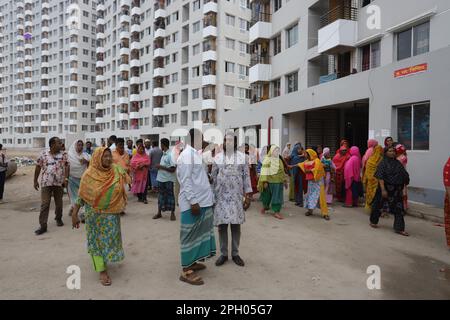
top-left (203, 1), bottom-right (218, 14)
top-left (25, 10), bottom-right (32, 16)
top-left (96, 60), bottom-right (106, 68)
top-left (41, 74), bottom-right (49, 80)
top-left (153, 48), bottom-right (166, 58)
top-left (249, 63), bottom-right (271, 84)
top-left (41, 62), bottom-right (49, 68)
top-left (318, 5), bottom-right (358, 54)
top-left (24, 122), bottom-right (32, 127)
top-left (130, 94), bottom-right (140, 102)
top-left (97, 3), bottom-right (106, 11)
top-left (40, 121), bottom-right (49, 126)
top-left (118, 97), bottom-right (129, 105)
top-left (130, 59), bottom-right (140, 68)
top-left (120, 0), bottom-right (131, 7)
top-left (131, 24), bottom-right (141, 33)
top-left (41, 26), bottom-right (50, 33)
top-left (202, 75), bottom-right (216, 86)
top-left (96, 47), bottom-right (105, 54)
top-left (41, 50), bottom-right (50, 56)
top-left (130, 41), bottom-right (141, 51)
top-left (42, 2), bottom-right (49, 9)
top-left (117, 113), bottom-right (129, 121)
top-left (154, 9), bottom-right (167, 19)
top-left (41, 14), bottom-right (50, 21)
top-left (97, 17), bottom-right (105, 25)
top-left (96, 103), bottom-right (104, 110)
top-left (153, 67), bottom-right (165, 78)
top-left (24, 111), bottom-right (32, 116)
top-left (129, 111), bottom-right (140, 119)
top-left (152, 107), bottom-right (164, 116)
top-left (96, 89), bottom-right (105, 96)
top-left (131, 6), bottom-right (142, 16)
top-left (97, 32), bottom-right (106, 39)
top-left (69, 67), bottom-right (78, 74)
top-left (41, 109), bottom-right (49, 115)
top-left (24, 99), bottom-right (32, 105)
top-left (69, 93), bottom-right (77, 100)
top-left (95, 117), bottom-right (103, 124)
top-left (120, 14), bottom-right (131, 25)
top-left (249, 18), bottom-right (272, 43)
top-left (16, 34), bottom-right (24, 41)
top-left (130, 76), bottom-right (140, 85)
top-left (25, 43), bottom-right (33, 50)
top-left (120, 47), bottom-right (130, 56)
top-left (203, 26), bottom-right (217, 38)
top-left (119, 80), bottom-right (129, 88)
top-left (153, 88), bottom-right (165, 97)
top-left (41, 38), bottom-right (49, 44)
top-left (120, 30), bottom-right (130, 39)
top-left (120, 63), bottom-right (130, 72)
top-left (202, 50), bottom-right (217, 62)
top-left (41, 97), bottom-right (49, 103)
top-left (202, 99), bottom-right (216, 110)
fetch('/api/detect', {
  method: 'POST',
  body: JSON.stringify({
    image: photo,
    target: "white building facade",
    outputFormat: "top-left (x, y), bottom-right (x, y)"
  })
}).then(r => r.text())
top-left (221, 0), bottom-right (450, 206)
top-left (0, 0), bottom-right (98, 148)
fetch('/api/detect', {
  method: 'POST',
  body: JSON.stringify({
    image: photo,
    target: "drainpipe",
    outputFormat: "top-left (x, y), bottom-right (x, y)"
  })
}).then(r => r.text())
top-left (268, 116), bottom-right (273, 146)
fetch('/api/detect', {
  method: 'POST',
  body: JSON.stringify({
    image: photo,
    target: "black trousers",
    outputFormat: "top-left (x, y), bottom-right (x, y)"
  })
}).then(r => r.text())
top-left (0, 171), bottom-right (5, 200)
top-left (370, 184), bottom-right (405, 232)
top-left (137, 193), bottom-right (147, 201)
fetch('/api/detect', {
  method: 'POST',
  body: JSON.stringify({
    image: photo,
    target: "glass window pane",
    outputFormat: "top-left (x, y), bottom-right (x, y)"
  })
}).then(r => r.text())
top-left (397, 28), bottom-right (412, 61)
top-left (413, 103), bottom-right (430, 150)
top-left (371, 41), bottom-right (381, 68)
top-left (397, 107), bottom-right (412, 149)
top-left (413, 21), bottom-right (430, 56)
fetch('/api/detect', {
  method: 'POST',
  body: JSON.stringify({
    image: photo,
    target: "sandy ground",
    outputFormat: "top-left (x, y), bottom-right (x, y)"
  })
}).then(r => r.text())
top-left (0, 165), bottom-right (449, 300)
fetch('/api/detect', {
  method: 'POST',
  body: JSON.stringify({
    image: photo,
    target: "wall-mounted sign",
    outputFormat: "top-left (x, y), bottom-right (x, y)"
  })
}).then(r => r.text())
top-left (394, 63), bottom-right (428, 78)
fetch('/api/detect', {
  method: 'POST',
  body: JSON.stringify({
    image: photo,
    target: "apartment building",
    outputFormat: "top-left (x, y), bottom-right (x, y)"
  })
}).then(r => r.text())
top-left (0, 0), bottom-right (98, 148)
top-left (85, 0), bottom-right (252, 146)
top-left (221, 0), bottom-right (450, 206)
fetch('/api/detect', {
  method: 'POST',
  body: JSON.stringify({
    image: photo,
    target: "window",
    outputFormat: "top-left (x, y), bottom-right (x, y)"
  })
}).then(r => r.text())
top-left (226, 14), bottom-right (235, 26)
top-left (397, 21), bottom-right (430, 61)
top-left (192, 66), bottom-right (200, 77)
top-left (360, 40), bottom-right (381, 71)
top-left (397, 102), bottom-right (430, 150)
top-left (272, 79), bottom-right (281, 97)
top-left (193, 44), bottom-right (200, 55)
top-left (239, 41), bottom-right (249, 54)
top-left (225, 85), bottom-right (235, 97)
top-left (361, 0), bottom-right (372, 7)
top-left (225, 61), bottom-right (235, 73)
top-left (192, 111), bottom-right (199, 121)
top-left (274, 0), bottom-right (282, 12)
top-left (273, 34), bottom-right (281, 55)
top-left (286, 24), bottom-right (298, 48)
top-left (192, 89), bottom-right (199, 99)
top-left (226, 38), bottom-right (235, 50)
top-left (193, 21), bottom-right (200, 33)
top-left (286, 72), bottom-right (298, 93)
top-left (171, 113), bottom-right (177, 123)
top-left (193, 0), bottom-right (200, 11)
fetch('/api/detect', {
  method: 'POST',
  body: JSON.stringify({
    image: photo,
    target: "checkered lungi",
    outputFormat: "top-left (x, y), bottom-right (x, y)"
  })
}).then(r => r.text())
top-left (157, 181), bottom-right (175, 212)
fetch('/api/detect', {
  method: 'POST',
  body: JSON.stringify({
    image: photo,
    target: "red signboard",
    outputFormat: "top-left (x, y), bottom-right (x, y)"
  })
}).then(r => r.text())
top-left (394, 63), bottom-right (428, 78)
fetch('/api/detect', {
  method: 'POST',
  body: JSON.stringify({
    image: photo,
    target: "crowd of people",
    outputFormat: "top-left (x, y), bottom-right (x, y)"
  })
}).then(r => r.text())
top-left (2, 130), bottom-right (445, 287)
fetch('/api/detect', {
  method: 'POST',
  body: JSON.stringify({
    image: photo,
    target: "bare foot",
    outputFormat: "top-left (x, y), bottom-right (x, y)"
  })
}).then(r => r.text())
top-left (153, 213), bottom-right (162, 219)
top-left (274, 213), bottom-right (284, 220)
top-left (99, 271), bottom-right (111, 286)
top-left (396, 231), bottom-right (410, 237)
top-left (370, 223), bottom-right (379, 228)
top-left (260, 208), bottom-right (266, 215)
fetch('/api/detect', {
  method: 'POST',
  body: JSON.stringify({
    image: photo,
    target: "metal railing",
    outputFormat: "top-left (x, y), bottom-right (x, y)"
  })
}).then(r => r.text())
top-left (250, 12), bottom-right (271, 27)
top-left (320, 5), bottom-right (358, 28)
top-left (250, 54), bottom-right (271, 66)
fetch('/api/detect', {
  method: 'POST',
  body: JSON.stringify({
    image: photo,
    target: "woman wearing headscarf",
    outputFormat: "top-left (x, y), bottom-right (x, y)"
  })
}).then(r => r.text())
top-left (130, 144), bottom-right (151, 204)
top-left (443, 157), bottom-right (450, 248)
top-left (245, 143), bottom-right (258, 199)
top-left (369, 146), bottom-right (410, 236)
top-left (282, 142), bottom-right (292, 160)
top-left (344, 146), bottom-right (363, 207)
top-left (296, 149), bottom-right (329, 220)
top-left (67, 140), bottom-right (90, 220)
top-left (362, 139), bottom-right (378, 176)
top-left (332, 140), bottom-right (351, 202)
top-left (71, 147), bottom-right (131, 286)
top-left (384, 137), bottom-right (394, 148)
top-left (257, 145), bottom-right (268, 176)
top-left (395, 144), bottom-right (409, 211)
top-left (258, 145), bottom-right (288, 220)
top-left (321, 147), bottom-right (335, 204)
top-left (289, 143), bottom-right (307, 207)
top-left (362, 145), bottom-right (383, 212)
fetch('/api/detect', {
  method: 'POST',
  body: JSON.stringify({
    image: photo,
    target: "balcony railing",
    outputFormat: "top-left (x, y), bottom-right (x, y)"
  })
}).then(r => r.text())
top-left (250, 54), bottom-right (271, 66)
top-left (320, 5), bottom-right (358, 28)
top-left (250, 12), bottom-right (271, 27)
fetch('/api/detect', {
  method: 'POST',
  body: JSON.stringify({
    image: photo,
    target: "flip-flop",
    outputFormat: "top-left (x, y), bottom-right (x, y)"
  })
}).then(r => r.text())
top-left (179, 270), bottom-right (204, 286)
top-left (396, 231), bottom-right (410, 237)
top-left (188, 263), bottom-right (206, 272)
top-left (100, 274), bottom-right (112, 286)
top-left (274, 213), bottom-right (284, 220)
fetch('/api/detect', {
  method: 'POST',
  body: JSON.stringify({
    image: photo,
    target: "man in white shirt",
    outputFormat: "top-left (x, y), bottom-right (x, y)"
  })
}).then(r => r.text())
top-left (177, 128), bottom-right (216, 286)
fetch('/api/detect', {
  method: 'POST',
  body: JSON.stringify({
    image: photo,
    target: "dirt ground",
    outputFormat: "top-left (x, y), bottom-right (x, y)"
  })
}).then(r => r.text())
top-left (0, 158), bottom-right (449, 300)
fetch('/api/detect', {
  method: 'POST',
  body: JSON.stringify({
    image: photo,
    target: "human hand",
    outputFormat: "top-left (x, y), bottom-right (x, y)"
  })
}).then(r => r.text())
top-left (263, 182), bottom-right (268, 189)
top-left (191, 203), bottom-right (201, 215)
top-left (382, 189), bottom-right (388, 199)
top-left (34, 181), bottom-right (39, 191)
top-left (72, 214), bottom-right (80, 229)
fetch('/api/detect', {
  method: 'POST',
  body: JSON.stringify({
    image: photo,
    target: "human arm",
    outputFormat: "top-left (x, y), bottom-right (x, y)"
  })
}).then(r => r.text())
top-left (34, 165), bottom-right (41, 191)
top-left (379, 179), bottom-right (388, 199)
top-left (177, 161), bottom-right (200, 214)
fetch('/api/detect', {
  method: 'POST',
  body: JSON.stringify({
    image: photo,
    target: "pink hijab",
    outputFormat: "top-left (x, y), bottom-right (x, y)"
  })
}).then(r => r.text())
top-left (362, 139), bottom-right (378, 169)
top-left (344, 146), bottom-right (362, 189)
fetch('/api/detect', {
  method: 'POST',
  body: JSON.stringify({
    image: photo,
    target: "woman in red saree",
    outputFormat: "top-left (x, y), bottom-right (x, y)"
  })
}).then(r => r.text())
top-left (332, 140), bottom-right (350, 202)
top-left (444, 157), bottom-right (450, 248)
top-left (131, 145), bottom-right (151, 204)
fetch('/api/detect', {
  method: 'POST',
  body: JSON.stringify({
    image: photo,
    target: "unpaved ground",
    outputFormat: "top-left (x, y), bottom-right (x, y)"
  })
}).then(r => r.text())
top-left (0, 165), bottom-right (449, 300)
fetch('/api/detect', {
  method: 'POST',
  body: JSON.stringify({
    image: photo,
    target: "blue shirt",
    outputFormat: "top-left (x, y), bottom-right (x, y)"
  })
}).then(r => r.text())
top-left (156, 150), bottom-right (177, 183)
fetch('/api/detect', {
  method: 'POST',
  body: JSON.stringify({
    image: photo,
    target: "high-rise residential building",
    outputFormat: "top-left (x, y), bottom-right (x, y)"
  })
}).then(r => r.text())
top-left (223, 0), bottom-right (450, 206)
top-left (0, 0), bottom-right (98, 148)
top-left (87, 0), bottom-right (252, 146)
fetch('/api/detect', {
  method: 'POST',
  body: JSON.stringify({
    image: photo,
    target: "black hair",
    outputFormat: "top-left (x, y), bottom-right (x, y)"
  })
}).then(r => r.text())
top-left (49, 136), bottom-right (59, 148)
top-left (109, 135), bottom-right (117, 143)
top-left (117, 138), bottom-right (125, 145)
top-left (152, 140), bottom-right (159, 147)
top-left (0, 144), bottom-right (2, 150)
top-left (188, 128), bottom-right (203, 146)
top-left (160, 138), bottom-right (170, 148)
top-left (86, 141), bottom-right (92, 145)
top-left (223, 134), bottom-right (238, 153)
top-left (136, 138), bottom-right (143, 145)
